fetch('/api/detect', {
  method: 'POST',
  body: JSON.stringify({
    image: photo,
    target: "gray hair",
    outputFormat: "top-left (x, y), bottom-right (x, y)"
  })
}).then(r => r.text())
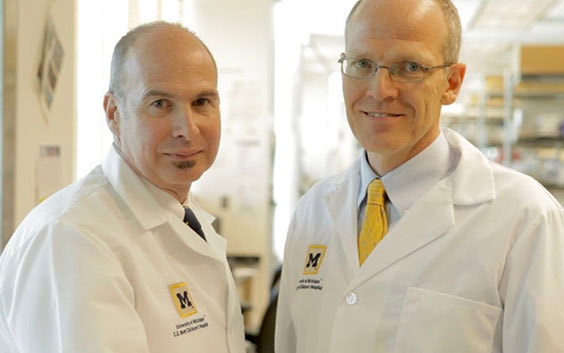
top-left (108, 21), bottom-right (217, 101)
top-left (345, 0), bottom-right (462, 63)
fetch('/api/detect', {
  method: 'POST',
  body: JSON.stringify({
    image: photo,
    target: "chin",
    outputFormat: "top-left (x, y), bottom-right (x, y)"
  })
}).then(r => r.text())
top-left (363, 136), bottom-right (399, 150)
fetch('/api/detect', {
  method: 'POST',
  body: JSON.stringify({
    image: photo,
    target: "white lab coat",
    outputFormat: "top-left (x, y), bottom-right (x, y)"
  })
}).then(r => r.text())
top-left (275, 128), bottom-right (564, 353)
top-left (0, 147), bottom-right (246, 353)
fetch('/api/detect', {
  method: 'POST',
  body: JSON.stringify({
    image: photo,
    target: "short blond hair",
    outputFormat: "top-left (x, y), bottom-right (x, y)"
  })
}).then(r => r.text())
top-left (345, 0), bottom-right (462, 63)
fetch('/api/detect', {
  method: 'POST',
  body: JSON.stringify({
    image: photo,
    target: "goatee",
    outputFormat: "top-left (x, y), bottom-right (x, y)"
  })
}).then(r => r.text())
top-left (174, 160), bottom-right (196, 169)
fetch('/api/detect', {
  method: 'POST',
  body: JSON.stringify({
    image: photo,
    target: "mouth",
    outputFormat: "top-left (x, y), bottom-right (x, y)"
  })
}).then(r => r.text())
top-left (364, 112), bottom-right (404, 118)
top-left (165, 150), bottom-right (201, 160)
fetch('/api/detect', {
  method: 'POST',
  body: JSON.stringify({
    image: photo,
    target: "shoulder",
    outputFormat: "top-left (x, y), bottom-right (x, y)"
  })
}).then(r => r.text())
top-left (4, 166), bottom-right (122, 254)
top-left (490, 161), bottom-right (562, 210)
top-left (297, 160), bottom-right (359, 206)
top-left (31, 166), bottom-right (112, 223)
top-left (444, 128), bottom-right (561, 210)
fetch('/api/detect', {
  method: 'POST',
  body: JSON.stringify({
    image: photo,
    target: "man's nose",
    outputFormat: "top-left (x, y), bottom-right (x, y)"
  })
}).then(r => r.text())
top-left (365, 67), bottom-right (399, 101)
top-left (172, 107), bottom-right (200, 139)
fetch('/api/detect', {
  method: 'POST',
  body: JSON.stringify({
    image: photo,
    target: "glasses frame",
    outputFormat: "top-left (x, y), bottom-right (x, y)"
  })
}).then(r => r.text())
top-left (338, 53), bottom-right (452, 83)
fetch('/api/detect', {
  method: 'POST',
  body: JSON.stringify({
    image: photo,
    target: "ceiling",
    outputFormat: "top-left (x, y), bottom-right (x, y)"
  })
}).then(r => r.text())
top-left (296, 0), bottom-right (564, 86)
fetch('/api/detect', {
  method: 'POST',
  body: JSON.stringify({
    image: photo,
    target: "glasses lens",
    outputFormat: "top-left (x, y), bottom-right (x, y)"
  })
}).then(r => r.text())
top-left (340, 58), bottom-right (442, 82)
top-left (342, 58), bottom-right (375, 79)
top-left (391, 62), bottom-right (424, 82)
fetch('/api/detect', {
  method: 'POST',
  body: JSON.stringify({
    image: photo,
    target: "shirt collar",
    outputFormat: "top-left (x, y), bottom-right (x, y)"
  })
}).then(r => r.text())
top-left (141, 177), bottom-right (188, 222)
top-left (358, 132), bottom-right (451, 215)
top-left (102, 145), bottom-right (184, 229)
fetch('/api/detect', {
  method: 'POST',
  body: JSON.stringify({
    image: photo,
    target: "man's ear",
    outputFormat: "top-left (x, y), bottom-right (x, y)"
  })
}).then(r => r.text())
top-left (441, 63), bottom-right (466, 105)
top-left (103, 92), bottom-right (120, 137)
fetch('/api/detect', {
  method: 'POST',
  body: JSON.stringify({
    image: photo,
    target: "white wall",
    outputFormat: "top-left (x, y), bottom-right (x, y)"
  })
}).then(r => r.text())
top-left (3, 0), bottom-right (76, 241)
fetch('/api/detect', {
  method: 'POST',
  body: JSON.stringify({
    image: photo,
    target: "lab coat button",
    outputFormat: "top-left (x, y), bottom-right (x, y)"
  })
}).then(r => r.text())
top-left (346, 292), bottom-right (357, 305)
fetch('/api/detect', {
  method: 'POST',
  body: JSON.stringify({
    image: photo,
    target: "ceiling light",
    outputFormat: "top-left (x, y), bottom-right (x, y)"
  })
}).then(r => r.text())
top-left (452, 0), bottom-right (483, 29)
top-left (472, 0), bottom-right (554, 29)
top-left (544, 0), bottom-right (564, 20)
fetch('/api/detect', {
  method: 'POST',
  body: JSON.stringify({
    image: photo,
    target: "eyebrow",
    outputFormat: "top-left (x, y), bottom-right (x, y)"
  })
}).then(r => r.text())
top-left (141, 89), bottom-right (173, 101)
top-left (141, 89), bottom-right (219, 101)
top-left (196, 89), bottom-right (220, 100)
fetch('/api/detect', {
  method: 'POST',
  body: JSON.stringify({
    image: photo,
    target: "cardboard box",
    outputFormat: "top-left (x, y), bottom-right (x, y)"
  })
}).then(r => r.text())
top-left (520, 45), bottom-right (564, 75)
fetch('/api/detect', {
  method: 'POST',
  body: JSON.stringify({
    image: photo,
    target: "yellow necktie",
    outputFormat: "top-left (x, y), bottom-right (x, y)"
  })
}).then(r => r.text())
top-left (358, 179), bottom-right (388, 265)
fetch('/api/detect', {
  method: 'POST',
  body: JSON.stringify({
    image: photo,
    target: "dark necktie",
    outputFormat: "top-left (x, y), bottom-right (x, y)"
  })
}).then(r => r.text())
top-left (183, 207), bottom-right (206, 241)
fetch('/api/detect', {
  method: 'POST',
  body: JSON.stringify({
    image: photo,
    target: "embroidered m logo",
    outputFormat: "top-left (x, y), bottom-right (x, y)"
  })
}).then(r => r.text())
top-left (303, 245), bottom-right (327, 275)
top-left (169, 282), bottom-right (198, 318)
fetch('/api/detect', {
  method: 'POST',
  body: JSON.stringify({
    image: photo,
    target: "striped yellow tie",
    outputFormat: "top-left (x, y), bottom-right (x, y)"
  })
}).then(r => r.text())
top-left (358, 179), bottom-right (388, 265)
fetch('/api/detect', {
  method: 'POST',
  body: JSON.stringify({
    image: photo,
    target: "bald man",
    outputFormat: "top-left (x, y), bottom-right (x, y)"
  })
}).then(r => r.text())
top-left (0, 22), bottom-right (246, 353)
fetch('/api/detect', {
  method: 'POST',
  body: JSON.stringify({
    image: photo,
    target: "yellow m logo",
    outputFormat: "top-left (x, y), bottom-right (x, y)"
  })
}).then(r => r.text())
top-left (169, 282), bottom-right (198, 318)
top-left (303, 245), bottom-right (327, 275)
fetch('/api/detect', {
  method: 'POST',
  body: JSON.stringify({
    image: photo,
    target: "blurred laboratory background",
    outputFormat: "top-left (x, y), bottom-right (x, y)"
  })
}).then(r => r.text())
top-left (2, 0), bottom-right (564, 351)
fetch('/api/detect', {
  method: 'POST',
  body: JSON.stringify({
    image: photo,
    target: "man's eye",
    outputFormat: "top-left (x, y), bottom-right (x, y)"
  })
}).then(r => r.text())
top-left (151, 99), bottom-right (167, 108)
top-left (354, 59), bottom-right (372, 70)
top-left (193, 98), bottom-right (210, 107)
top-left (403, 62), bottom-right (422, 73)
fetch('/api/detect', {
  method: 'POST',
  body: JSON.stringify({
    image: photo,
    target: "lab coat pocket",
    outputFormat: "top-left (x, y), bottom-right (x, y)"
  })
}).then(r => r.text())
top-left (394, 287), bottom-right (501, 353)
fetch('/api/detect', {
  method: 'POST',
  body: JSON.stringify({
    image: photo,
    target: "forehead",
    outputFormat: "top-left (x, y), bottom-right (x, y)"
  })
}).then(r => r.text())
top-left (346, 0), bottom-right (446, 60)
top-left (124, 28), bottom-right (217, 97)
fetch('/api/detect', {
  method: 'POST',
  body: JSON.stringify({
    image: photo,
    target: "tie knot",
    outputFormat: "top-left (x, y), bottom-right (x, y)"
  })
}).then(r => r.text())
top-left (367, 179), bottom-right (386, 206)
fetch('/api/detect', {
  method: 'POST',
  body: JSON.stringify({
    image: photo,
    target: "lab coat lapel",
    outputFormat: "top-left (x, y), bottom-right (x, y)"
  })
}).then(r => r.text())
top-left (184, 207), bottom-right (244, 345)
top-left (347, 173), bottom-right (456, 289)
top-left (347, 128), bottom-right (497, 287)
top-left (324, 163), bottom-right (362, 271)
top-left (105, 148), bottom-right (224, 260)
top-left (169, 210), bottom-right (227, 261)
top-left (171, 209), bottom-right (244, 344)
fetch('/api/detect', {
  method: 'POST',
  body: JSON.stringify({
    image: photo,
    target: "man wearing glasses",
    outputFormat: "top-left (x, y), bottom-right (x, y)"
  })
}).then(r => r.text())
top-left (275, 0), bottom-right (564, 352)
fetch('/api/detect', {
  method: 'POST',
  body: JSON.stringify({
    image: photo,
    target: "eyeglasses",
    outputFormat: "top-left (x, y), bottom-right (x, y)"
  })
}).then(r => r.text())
top-left (338, 54), bottom-right (452, 83)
